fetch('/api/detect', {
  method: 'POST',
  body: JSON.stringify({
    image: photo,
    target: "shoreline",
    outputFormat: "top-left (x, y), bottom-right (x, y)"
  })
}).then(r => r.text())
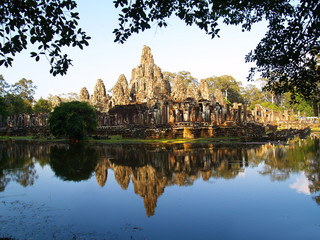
top-left (1, 132), bottom-right (318, 145)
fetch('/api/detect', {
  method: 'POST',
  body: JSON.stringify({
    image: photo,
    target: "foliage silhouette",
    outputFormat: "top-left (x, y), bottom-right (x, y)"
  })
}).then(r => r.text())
top-left (114, 0), bottom-right (320, 100)
top-left (0, 0), bottom-right (90, 76)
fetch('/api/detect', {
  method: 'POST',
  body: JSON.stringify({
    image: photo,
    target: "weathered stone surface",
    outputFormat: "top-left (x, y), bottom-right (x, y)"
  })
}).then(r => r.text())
top-left (171, 76), bottom-right (186, 101)
top-left (199, 79), bottom-right (210, 100)
top-left (90, 79), bottom-right (112, 112)
top-left (151, 78), bottom-right (170, 100)
top-left (52, 96), bottom-right (61, 108)
top-left (77, 45), bottom-right (270, 131)
top-left (140, 45), bottom-right (154, 65)
top-left (91, 79), bottom-right (107, 105)
top-left (112, 74), bottom-right (130, 105)
top-left (214, 89), bottom-right (225, 106)
top-left (79, 87), bottom-right (90, 102)
top-left (129, 45), bottom-right (170, 102)
top-left (186, 82), bottom-right (199, 99)
top-left (290, 109), bottom-right (295, 121)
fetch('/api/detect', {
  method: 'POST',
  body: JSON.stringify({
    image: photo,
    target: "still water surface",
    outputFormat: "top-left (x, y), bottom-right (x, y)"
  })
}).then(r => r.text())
top-left (0, 138), bottom-right (320, 240)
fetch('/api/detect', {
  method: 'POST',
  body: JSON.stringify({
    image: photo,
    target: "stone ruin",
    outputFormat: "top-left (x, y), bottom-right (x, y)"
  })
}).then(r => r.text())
top-left (78, 45), bottom-right (259, 138)
top-left (252, 104), bottom-right (317, 131)
top-left (2, 46), bottom-right (316, 139)
top-left (80, 45), bottom-right (215, 110)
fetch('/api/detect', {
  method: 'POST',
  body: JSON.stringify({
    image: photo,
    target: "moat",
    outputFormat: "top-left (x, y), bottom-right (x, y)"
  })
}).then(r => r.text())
top-left (1, 138), bottom-right (320, 240)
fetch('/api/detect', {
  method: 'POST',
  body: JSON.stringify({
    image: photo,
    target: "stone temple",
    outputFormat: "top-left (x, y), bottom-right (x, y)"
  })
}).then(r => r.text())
top-left (78, 45), bottom-right (259, 138)
top-left (2, 46), bottom-right (315, 138)
top-left (79, 45), bottom-right (215, 109)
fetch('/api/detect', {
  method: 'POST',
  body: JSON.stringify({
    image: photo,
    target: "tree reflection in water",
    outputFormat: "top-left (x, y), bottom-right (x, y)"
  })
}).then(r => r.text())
top-left (0, 138), bottom-right (319, 216)
top-left (49, 144), bottom-right (99, 181)
top-left (0, 142), bottom-right (52, 191)
top-left (250, 137), bottom-right (320, 205)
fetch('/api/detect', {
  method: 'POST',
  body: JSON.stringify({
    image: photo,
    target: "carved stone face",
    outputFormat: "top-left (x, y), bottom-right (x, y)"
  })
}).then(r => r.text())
top-left (79, 87), bottom-right (89, 101)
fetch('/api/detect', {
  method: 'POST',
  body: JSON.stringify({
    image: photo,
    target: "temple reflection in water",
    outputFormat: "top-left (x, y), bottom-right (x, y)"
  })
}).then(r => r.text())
top-left (1, 138), bottom-right (319, 217)
top-left (94, 144), bottom-right (250, 216)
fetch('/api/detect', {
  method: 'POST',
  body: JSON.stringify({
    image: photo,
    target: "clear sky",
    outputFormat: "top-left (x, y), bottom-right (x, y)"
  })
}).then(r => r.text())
top-left (1, 0), bottom-right (268, 100)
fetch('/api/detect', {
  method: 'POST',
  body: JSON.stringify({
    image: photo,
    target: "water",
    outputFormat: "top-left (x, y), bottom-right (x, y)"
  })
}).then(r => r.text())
top-left (0, 138), bottom-right (320, 240)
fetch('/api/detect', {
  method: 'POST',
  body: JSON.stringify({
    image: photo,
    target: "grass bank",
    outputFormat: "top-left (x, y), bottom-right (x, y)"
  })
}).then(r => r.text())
top-left (311, 127), bottom-right (320, 132)
top-left (91, 135), bottom-right (243, 144)
top-left (0, 135), bottom-right (243, 144)
top-left (0, 136), bottom-right (68, 143)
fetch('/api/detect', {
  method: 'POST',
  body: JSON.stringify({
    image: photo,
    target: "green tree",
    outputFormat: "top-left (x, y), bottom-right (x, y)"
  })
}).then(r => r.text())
top-left (257, 78), bottom-right (288, 107)
top-left (163, 71), bottom-right (176, 85)
top-left (242, 84), bottom-right (264, 105)
top-left (47, 92), bottom-right (78, 103)
top-left (48, 101), bottom-right (97, 140)
top-left (262, 102), bottom-right (284, 112)
top-left (58, 92), bottom-right (79, 102)
top-left (228, 88), bottom-right (244, 104)
top-left (114, 0), bottom-right (319, 100)
top-left (163, 71), bottom-right (198, 88)
top-left (0, 76), bottom-right (36, 116)
top-left (10, 78), bottom-right (37, 103)
top-left (283, 93), bottom-right (315, 116)
top-left (0, 96), bottom-right (8, 120)
top-left (0, 75), bottom-right (9, 97)
top-left (33, 97), bottom-right (52, 113)
top-left (4, 93), bottom-right (32, 115)
top-left (210, 75), bottom-right (243, 103)
top-left (0, 76), bottom-right (9, 119)
top-left (176, 71), bottom-right (198, 88)
top-left (0, 0), bottom-right (90, 76)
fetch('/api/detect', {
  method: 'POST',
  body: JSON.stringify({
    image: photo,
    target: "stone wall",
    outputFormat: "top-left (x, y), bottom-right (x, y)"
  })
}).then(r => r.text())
top-left (253, 104), bottom-right (320, 129)
top-left (0, 113), bottom-right (50, 136)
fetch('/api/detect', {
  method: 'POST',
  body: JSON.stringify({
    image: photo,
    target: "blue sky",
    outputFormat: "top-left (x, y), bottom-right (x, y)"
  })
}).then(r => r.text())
top-left (1, 0), bottom-right (268, 100)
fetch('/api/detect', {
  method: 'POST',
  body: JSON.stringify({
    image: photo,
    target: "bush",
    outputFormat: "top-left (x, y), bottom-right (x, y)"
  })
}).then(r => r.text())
top-left (48, 101), bottom-right (97, 140)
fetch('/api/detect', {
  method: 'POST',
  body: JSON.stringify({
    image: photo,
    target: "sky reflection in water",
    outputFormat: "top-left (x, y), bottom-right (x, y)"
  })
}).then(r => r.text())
top-left (0, 138), bottom-right (320, 240)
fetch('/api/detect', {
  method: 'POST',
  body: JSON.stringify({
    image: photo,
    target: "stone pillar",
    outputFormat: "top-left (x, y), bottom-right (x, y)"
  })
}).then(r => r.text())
top-left (277, 111), bottom-right (282, 122)
top-left (238, 105), bottom-right (242, 124)
top-left (233, 109), bottom-right (237, 123)
top-left (284, 110), bottom-right (288, 121)
top-left (215, 109), bottom-right (220, 125)
top-left (254, 105), bottom-right (259, 122)
top-left (271, 110), bottom-right (274, 122)
top-left (226, 104), bottom-right (231, 121)
top-left (290, 109), bottom-right (295, 121)
top-left (211, 112), bottom-right (216, 124)
top-left (184, 107), bottom-right (189, 122)
top-left (298, 111), bottom-right (301, 122)
top-left (161, 103), bottom-right (165, 124)
top-left (261, 109), bottom-right (265, 122)
top-left (220, 108), bottom-right (224, 124)
top-left (167, 104), bottom-right (170, 124)
top-left (243, 104), bottom-right (247, 124)
top-left (303, 112), bottom-right (306, 121)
